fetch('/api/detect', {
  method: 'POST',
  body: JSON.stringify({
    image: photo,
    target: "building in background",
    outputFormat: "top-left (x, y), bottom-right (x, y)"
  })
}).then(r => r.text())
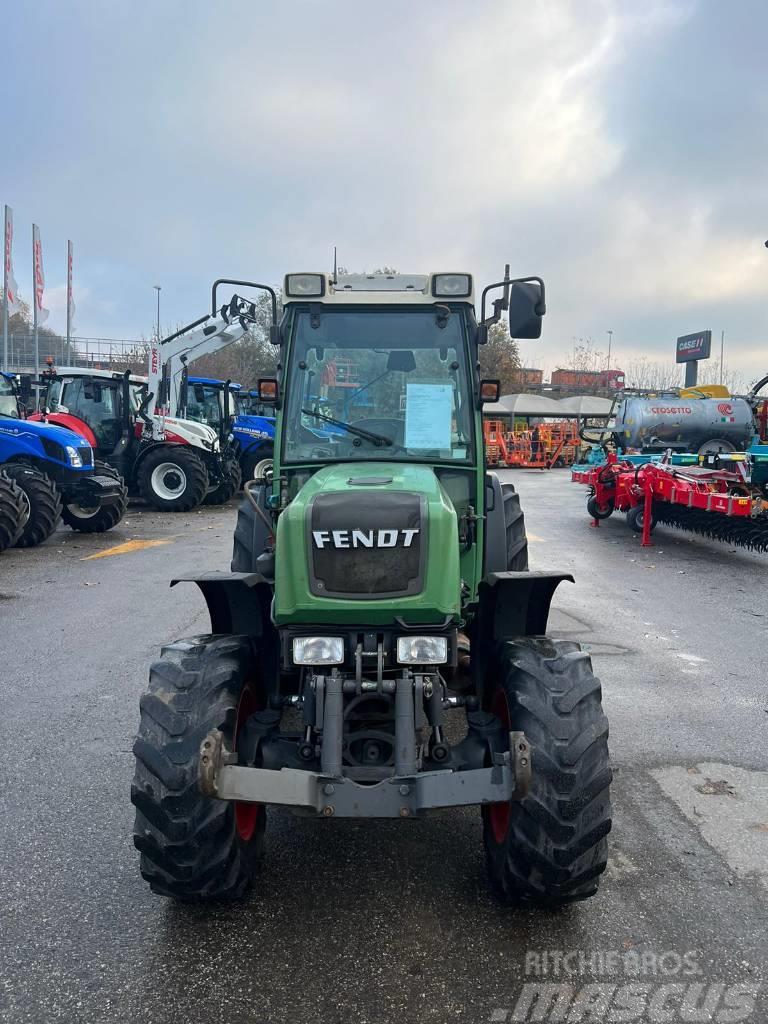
top-left (550, 367), bottom-right (625, 391)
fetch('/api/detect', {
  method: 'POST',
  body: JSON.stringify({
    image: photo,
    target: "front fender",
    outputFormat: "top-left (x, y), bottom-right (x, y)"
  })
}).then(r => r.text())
top-left (471, 572), bottom-right (574, 703)
top-left (170, 571), bottom-right (273, 635)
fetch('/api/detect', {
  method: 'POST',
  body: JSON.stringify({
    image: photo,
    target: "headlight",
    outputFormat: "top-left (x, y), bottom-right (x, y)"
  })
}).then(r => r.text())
top-left (285, 273), bottom-right (325, 298)
top-left (65, 445), bottom-right (83, 467)
top-left (396, 636), bottom-right (448, 664)
top-left (432, 273), bottom-right (472, 298)
top-left (293, 636), bottom-right (344, 666)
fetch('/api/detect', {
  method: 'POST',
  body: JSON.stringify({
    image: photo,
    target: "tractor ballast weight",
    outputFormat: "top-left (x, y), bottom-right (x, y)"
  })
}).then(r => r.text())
top-left (132, 269), bottom-right (612, 908)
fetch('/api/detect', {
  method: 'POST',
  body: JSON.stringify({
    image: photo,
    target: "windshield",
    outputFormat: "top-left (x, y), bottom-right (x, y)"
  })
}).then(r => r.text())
top-left (236, 393), bottom-right (270, 418)
top-left (282, 308), bottom-right (474, 464)
top-left (0, 377), bottom-right (17, 417)
top-left (186, 384), bottom-right (223, 428)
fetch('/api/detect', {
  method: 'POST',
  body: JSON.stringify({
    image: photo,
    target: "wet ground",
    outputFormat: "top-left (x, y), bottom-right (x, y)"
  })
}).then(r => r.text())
top-left (0, 471), bottom-right (765, 1023)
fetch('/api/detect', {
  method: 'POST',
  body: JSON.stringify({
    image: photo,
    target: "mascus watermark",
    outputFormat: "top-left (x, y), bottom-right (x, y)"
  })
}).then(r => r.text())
top-left (489, 950), bottom-right (761, 1022)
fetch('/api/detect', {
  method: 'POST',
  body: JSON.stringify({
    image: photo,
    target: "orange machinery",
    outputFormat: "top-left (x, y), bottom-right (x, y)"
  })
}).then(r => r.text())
top-left (484, 419), bottom-right (580, 469)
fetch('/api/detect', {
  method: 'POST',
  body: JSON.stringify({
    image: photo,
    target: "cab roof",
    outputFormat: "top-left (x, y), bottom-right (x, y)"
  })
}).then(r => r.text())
top-left (283, 272), bottom-right (475, 306)
top-left (188, 376), bottom-right (242, 389)
top-left (53, 366), bottom-right (148, 384)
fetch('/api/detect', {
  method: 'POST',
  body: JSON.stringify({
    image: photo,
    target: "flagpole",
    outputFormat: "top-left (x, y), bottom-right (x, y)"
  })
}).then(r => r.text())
top-left (32, 225), bottom-right (39, 375)
top-left (66, 241), bottom-right (72, 364)
top-left (2, 207), bottom-right (8, 373)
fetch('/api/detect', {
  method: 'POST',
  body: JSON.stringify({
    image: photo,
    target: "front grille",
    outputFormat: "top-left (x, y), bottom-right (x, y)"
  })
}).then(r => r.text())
top-left (309, 490), bottom-right (424, 598)
top-left (79, 448), bottom-right (93, 467)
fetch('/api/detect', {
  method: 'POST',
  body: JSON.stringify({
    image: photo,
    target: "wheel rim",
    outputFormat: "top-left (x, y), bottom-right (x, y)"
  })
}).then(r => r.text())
top-left (252, 458), bottom-right (273, 482)
top-left (150, 462), bottom-right (187, 500)
top-left (234, 682), bottom-right (262, 841)
top-left (65, 502), bottom-right (100, 519)
top-left (488, 688), bottom-right (512, 844)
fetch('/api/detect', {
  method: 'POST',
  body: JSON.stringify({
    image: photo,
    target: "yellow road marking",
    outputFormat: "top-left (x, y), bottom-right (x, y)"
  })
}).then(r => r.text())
top-left (526, 532), bottom-right (544, 542)
top-left (82, 538), bottom-right (172, 560)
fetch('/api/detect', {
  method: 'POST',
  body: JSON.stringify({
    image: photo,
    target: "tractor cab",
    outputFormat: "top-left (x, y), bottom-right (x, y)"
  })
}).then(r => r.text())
top-left (235, 388), bottom-right (271, 418)
top-left (0, 372), bottom-right (19, 418)
top-left (45, 370), bottom-right (138, 453)
top-left (183, 375), bottom-right (275, 482)
top-left (183, 376), bottom-right (230, 433)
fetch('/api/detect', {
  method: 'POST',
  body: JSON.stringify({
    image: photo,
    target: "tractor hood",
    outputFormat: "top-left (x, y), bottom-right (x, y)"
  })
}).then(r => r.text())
top-left (0, 416), bottom-right (91, 447)
top-left (274, 462), bottom-right (461, 626)
top-left (160, 416), bottom-right (219, 449)
top-left (0, 417), bottom-right (94, 468)
top-left (233, 414), bottom-right (275, 441)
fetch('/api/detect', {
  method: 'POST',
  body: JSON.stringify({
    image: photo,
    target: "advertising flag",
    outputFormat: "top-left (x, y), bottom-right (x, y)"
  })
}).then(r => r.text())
top-left (32, 224), bottom-right (49, 324)
top-left (4, 206), bottom-right (21, 315)
top-left (67, 240), bottom-right (76, 328)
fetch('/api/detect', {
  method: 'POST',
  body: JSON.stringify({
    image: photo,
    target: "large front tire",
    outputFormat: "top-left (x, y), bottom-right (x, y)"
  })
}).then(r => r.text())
top-left (483, 637), bottom-right (612, 907)
top-left (4, 464), bottom-right (62, 548)
top-left (203, 453), bottom-right (242, 506)
top-left (137, 447), bottom-right (208, 512)
top-left (231, 482), bottom-right (272, 572)
top-left (61, 461), bottom-right (128, 533)
top-left (131, 635), bottom-right (265, 900)
top-left (0, 470), bottom-right (28, 552)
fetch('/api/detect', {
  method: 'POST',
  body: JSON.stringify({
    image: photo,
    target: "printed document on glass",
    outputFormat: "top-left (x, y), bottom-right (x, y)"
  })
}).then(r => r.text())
top-left (405, 383), bottom-right (452, 449)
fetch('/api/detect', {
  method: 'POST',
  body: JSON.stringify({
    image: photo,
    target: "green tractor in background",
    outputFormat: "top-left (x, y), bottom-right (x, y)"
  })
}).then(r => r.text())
top-left (131, 269), bottom-right (612, 906)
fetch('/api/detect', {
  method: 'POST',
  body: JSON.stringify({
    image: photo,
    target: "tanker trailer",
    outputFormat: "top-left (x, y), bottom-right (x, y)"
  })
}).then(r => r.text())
top-left (614, 392), bottom-right (755, 455)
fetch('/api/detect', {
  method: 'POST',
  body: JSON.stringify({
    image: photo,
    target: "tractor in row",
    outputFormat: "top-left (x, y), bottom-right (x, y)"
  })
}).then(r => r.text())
top-left (0, 370), bottom-right (127, 551)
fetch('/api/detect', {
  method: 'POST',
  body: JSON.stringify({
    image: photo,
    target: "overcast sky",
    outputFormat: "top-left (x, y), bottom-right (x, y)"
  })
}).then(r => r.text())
top-left (2, 0), bottom-right (767, 383)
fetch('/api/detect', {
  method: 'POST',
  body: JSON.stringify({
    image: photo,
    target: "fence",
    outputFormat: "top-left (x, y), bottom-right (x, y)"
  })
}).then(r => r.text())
top-left (3, 333), bottom-right (149, 375)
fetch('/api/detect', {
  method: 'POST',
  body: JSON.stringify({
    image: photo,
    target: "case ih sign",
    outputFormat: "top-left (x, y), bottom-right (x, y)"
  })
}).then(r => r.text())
top-left (676, 330), bottom-right (712, 363)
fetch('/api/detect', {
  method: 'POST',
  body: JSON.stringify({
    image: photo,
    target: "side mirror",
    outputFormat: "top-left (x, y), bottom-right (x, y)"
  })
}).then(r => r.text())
top-left (258, 377), bottom-right (279, 405)
top-left (479, 379), bottom-right (501, 404)
top-left (508, 281), bottom-right (545, 339)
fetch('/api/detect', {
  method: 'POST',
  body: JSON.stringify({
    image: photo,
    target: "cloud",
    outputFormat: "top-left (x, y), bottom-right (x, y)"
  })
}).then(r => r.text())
top-left (2, 0), bottom-right (767, 381)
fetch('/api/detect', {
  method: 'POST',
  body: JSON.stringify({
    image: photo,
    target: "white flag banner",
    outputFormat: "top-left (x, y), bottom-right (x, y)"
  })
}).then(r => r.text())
top-left (32, 224), bottom-right (49, 324)
top-left (67, 240), bottom-right (76, 328)
top-left (4, 206), bottom-right (21, 315)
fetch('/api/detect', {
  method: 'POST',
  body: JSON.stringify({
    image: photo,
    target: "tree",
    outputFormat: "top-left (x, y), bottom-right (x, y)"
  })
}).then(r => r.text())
top-left (478, 320), bottom-right (521, 394)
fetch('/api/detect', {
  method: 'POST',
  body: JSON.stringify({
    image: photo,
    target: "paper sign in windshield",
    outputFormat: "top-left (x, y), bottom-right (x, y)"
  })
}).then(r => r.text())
top-left (405, 383), bottom-right (452, 449)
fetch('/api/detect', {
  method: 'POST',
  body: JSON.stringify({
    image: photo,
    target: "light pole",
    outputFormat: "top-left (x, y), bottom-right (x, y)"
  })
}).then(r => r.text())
top-left (606, 330), bottom-right (613, 372)
top-left (153, 285), bottom-right (162, 342)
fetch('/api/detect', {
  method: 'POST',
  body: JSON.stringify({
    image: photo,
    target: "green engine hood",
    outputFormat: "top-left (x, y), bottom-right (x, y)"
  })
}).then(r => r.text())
top-left (274, 462), bottom-right (461, 626)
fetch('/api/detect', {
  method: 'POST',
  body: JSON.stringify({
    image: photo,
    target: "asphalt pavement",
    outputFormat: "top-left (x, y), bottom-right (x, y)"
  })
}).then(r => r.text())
top-left (0, 473), bottom-right (765, 1024)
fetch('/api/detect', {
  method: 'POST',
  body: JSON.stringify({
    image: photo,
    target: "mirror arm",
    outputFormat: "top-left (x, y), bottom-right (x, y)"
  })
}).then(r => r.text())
top-left (481, 271), bottom-right (546, 326)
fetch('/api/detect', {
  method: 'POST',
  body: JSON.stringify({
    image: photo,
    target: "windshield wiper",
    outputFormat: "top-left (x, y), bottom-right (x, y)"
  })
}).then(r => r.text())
top-left (301, 408), bottom-right (393, 446)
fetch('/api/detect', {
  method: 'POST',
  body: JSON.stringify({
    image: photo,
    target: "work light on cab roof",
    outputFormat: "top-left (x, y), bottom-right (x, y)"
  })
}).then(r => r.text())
top-left (283, 272), bottom-right (475, 304)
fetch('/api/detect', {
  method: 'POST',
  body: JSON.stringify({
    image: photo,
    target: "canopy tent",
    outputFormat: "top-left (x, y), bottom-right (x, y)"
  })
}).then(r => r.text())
top-left (483, 393), bottom-right (614, 419)
top-left (484, 393), bottom-right (565, 417)
top-left (555, 395), bottom-right (615, 417)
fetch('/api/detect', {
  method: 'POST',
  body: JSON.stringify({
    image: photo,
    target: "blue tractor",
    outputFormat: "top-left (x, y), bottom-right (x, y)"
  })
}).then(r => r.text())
top-left (184, 377), bottom-right (275, 483)
top-left (0, 371), bottom-right (127, 550)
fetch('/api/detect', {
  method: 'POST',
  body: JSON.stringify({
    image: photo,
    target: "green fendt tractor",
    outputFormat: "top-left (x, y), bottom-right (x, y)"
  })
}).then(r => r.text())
top-left (131, 269), bottom-right (612, 906)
